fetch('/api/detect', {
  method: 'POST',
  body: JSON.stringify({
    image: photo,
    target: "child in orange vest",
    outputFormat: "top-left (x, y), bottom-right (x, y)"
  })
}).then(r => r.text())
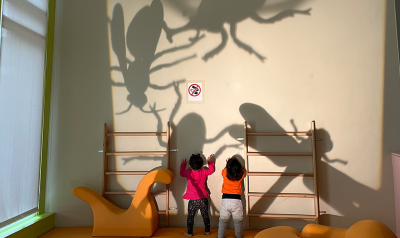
top-left (217, 156), bottom-right (247, 238)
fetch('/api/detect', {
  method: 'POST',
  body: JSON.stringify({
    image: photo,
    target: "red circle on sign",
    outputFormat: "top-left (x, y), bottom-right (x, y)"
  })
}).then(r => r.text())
top-left (188, 84), bottom-right (201, 97)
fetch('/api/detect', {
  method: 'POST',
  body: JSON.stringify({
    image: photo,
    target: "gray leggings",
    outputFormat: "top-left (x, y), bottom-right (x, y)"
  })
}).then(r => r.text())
top-left (217, 198), bottom-right (243, 238)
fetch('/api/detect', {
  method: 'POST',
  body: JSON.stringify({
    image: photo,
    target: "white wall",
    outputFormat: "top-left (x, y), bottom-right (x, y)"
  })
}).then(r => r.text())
top-left (46, 0), bottom-right (400, 232)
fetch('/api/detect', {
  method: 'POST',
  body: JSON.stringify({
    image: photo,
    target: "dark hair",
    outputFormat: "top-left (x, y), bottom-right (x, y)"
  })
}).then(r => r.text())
top-left (189, 153), bottom-right (203, 171)
top-left (226, 156), bottom-right (243, 181)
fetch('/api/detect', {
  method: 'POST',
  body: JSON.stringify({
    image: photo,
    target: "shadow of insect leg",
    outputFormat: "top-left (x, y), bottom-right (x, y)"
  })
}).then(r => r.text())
top-left (250, 8), bottom-right (311, 24)
top-left (203, 27), bottom-right (228, 61)
top-left (230, 23), bottom-right (266, 62)
top-left (149, 78), bottom-right (185, 90)
top-left (150, 54), bottom-right (196, 74)
top-left (154, 34), bottom-right (205, 60)
top-left (163, 20), bottom-right (195, 43)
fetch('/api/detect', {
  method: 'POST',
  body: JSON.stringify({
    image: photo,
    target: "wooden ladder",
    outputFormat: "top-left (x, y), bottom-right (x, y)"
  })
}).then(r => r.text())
top-left (102, 122), bottom-right (171, 226)
top-left (244, 121), bottom-right (319, 228)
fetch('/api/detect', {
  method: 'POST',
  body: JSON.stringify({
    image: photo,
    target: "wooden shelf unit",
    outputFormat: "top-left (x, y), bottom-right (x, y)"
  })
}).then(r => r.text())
top-left (102, 122), bottom-right (171, 226)
top-left (244, 121), bottom-right (320, 228)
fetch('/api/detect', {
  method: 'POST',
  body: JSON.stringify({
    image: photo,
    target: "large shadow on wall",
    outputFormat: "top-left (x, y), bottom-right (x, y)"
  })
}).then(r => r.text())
top-left (106, 0), bottom-right (315, 229)
top-left (163, 0), bottom-right (312, 61)
top-left (107, 0), bottom-right (206, 214)
top-left (146, 83), bottom-right (242, 227)
top-left (235, 103), bottom-right (385, 229)
top-left (109, 0), bottom-right (203, 114)
top-left (106, 0), bottom-right (205, 217)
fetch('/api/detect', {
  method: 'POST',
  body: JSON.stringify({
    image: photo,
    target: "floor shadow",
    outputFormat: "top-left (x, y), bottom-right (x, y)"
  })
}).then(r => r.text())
top-left (163, 0), bottom-right (312, 61)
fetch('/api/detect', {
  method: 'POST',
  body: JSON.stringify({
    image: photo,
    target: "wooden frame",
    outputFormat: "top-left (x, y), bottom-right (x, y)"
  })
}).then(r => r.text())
top-left (244, 121), bottom-right (320, 228)
top-left (244, 122), bottom-right (250, 228)
top-left (102, 122), bottom-right (171, 226)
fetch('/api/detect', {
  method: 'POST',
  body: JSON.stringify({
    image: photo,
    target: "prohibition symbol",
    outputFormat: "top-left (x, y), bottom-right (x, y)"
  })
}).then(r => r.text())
top-left (188, 84), bottom-right (201, 97)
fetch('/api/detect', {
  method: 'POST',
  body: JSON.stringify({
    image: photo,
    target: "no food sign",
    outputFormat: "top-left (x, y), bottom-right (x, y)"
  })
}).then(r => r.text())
top-left (187, 83), bottom-right (202, 102)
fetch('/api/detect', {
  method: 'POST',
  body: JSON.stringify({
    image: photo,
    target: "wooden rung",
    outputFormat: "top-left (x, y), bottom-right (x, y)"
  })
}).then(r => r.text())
top-left (106, 151), bottom-right (167, 156)
top-left (247, 152), bottom-right (312, 156)
top-left (107, 132), bottom-right (167, 136)
top-left (248, 172), bottom-right (314, 177)
top-left (248, 192), bottom-right (315, 198)
top-left (105, 171), bottom-right (148, 175)
top-left (248, 213), bottom-right (317, 219)
top-left (102, 123), bottom-right (171, 227)
top-left (247, 132), bottom-right (312, 137)
top-left (105, 191), bottom-right (167, 195)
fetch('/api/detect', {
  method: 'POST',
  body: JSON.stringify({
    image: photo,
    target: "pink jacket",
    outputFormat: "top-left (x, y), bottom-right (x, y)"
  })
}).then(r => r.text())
top-left (180, 160), bottom-right (215, 200)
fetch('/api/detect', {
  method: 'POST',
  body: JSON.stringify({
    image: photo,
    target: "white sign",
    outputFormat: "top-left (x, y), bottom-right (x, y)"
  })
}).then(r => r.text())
top-left (187, 83), bottom-right (202, 102)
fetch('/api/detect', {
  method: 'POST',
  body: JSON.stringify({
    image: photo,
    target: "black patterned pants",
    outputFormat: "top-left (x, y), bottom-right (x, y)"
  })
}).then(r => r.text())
top-left (187, 198), bottom-right (210, 234)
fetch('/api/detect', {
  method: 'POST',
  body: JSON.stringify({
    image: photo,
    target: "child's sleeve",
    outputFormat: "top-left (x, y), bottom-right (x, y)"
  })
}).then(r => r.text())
top-left (241, 167), bottom-right (247, 180)
top-left (180, 162), bottom-right (189, 177)
top-left (205, 160), bottom-right (215, 175)
top-left (222, 168), bottom-right (227, 178)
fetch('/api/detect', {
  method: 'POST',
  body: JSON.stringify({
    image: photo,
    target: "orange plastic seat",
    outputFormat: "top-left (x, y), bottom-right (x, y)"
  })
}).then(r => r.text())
top-left (254, 220), bottom-right (396, 238)
top-left (72, 168), bottom-right (173, 237)
top-left (344, 220), bottom-right (397, 238)
top-left (301, 223), bottom-right (348, 238)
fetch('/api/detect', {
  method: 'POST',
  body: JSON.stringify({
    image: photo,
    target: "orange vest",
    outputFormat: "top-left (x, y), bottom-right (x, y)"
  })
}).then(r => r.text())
top-left (221, 168), bottom-right (246, 194)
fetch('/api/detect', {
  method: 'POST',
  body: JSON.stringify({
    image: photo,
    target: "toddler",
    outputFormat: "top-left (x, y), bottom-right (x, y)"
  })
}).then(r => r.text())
top-left (217, 156), bottom-right (247, 238)
top-left (180, 153), bottom-right (215, 237)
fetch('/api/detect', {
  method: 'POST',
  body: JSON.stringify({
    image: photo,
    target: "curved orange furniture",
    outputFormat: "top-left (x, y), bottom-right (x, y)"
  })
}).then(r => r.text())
top-left (72, 168), bottom-right (174, 237)
top-left (301, 222), bottom-right (347, 238)
top-left (254, 226), bottom-right (300, 238)
top-left (254, 220), bottom-right (396, 238)
top-left (345, 220), bottom-right (397, 238)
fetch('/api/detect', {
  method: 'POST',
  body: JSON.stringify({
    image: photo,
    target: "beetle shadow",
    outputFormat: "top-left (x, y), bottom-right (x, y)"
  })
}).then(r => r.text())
top-left (233, 103), bottom-right (387, 229)
top-left (163, 0), bottom-right (312, 62)
top-left (110, 0), bottom-right (204, 114)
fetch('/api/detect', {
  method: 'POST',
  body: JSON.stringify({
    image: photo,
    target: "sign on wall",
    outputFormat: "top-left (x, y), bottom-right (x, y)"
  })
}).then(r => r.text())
top-left (186, 81), bottom-right (205, 104)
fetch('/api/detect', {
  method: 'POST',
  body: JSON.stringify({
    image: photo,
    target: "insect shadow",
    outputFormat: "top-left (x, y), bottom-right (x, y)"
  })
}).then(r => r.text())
top-left (146, 82), bottom-right (242, 227)
top-left (110, 0), bottom-right (204, 114)
top-left (163, 0), bottom-right (311, 62)
top-left (107, 83), bottom-right (184, 212)
top-left (228, 103), bottom-right (347, 228)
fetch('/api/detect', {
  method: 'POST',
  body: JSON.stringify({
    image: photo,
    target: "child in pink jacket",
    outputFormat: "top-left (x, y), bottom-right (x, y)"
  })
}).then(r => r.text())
top-left (180, 153), bottom-right (215, 237)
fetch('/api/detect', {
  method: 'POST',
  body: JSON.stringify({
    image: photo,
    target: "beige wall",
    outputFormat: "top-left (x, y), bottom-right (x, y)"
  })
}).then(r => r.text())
top-left (46, 0), bottom-right (400, 232)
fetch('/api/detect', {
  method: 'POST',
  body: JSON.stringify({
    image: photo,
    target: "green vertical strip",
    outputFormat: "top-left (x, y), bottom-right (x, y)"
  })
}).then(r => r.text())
top-left (39, 0), bottom-right (56, 215)
top-left (0, 0), bottom-right (4, 50)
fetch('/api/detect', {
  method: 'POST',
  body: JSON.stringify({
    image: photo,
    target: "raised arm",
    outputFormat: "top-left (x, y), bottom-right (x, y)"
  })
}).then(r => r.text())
top-left (241, 167), bottom-right (247, 180)
top-left (205, 154), bottom-right (216, 175)
top-left (180, 158), bottom-right (189, 177)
